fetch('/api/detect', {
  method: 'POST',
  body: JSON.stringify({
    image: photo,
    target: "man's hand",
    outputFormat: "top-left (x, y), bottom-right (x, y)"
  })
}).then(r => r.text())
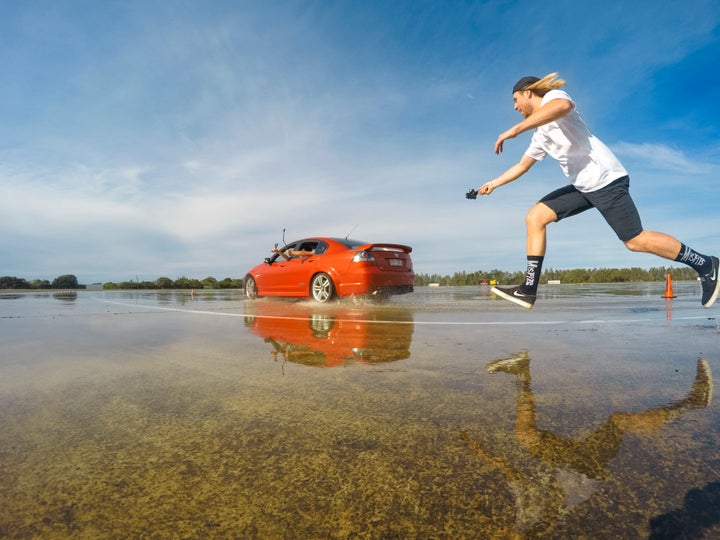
top-left (495, 98), bottom-right (572, 155)
top-left (478, 181), bottom-right (496, 195)
top-left (494, 128), bottom-right (516, 155)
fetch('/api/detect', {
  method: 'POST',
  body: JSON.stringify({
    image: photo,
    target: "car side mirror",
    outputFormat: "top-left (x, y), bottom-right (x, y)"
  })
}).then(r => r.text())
top-left (264, 257), bottom-right (272, 264)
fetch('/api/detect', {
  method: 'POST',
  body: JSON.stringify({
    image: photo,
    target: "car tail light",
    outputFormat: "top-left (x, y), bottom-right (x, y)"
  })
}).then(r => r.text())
top-left (352, 250), bottom-right (375, 263)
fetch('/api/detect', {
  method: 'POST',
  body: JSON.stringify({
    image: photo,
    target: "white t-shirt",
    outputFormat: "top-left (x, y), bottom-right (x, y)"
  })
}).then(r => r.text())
top-left (524, 89), bottom-right (627, 193)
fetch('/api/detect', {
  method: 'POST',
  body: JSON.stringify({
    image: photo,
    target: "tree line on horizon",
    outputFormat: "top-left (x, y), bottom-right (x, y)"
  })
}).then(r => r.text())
top-left (0, 274), bottom-right (244, 290)
top-left (0, 274), bottom-right (84, 290)
top-left (2, 266), bottom-right (698, 291)
top-left (102, 276), bottom-right (244, 290)
top-left (413, 265), bottom-right (699, 287)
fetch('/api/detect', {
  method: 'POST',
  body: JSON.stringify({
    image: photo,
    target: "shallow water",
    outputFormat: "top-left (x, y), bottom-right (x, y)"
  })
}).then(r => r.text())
top-left (1, 285), bottom-right (718, 538)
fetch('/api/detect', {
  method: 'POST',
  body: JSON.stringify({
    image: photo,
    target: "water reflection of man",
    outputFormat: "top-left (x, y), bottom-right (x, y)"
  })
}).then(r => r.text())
top-left (462, 353), bottom-right (712, 536)
top-left (264, 337), bottom-right (327, 367)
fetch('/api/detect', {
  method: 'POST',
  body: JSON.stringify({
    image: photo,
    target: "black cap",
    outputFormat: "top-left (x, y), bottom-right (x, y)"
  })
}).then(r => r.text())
top-left (512, 76), bottom-right (540, 94)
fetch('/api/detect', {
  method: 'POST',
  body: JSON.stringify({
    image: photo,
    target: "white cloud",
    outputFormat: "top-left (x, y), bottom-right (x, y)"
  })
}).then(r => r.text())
top-left (612, 142), bottom-right (715, 175)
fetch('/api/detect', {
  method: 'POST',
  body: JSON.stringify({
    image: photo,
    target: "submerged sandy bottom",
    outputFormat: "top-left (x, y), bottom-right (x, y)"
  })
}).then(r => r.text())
top-left (1, 286), bottom-right (718, 538)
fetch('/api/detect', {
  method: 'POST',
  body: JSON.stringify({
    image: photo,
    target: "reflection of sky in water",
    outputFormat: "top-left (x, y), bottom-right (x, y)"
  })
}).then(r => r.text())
top-left (0, 287), bottom-right (718, 537)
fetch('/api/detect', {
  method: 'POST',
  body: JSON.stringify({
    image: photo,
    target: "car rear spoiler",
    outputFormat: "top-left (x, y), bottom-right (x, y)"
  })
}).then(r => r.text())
top-left (358, 243), bottom-right (413, 253)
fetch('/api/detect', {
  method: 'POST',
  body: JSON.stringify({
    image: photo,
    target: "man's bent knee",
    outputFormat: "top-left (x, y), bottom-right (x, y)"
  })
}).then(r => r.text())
top-left (623, 231), bottom-right (646, 252)
top-left (526, 203), bottom-right (557, 229)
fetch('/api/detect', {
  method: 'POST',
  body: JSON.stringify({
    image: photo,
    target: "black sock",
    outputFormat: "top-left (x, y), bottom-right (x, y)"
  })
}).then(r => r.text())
top-left (521, 256), bottom-right (544, 295)
top-left (675, 244), bottom-right (712, 275)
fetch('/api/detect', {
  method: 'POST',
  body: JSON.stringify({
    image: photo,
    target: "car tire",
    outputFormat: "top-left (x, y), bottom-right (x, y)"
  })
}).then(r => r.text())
top-left (310, 273), bottom-right (335, 303)
top-left (244, 275), bottom-right (258, 299)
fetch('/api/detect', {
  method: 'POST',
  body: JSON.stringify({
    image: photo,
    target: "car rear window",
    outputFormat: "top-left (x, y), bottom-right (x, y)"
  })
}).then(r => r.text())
top-left (334, 238), bottom-right (368, 249)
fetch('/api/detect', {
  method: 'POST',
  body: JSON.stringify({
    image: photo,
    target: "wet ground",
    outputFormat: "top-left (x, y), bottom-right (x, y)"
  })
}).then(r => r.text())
top-left (1, 284), bottom-right (718, 539)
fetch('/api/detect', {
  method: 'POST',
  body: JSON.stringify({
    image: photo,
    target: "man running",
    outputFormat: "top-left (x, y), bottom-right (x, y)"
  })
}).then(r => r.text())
top-left (474, 73), bottom-right (719, 309)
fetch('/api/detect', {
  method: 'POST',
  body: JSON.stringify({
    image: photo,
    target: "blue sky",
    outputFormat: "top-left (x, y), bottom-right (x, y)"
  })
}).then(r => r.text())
top-left (1, 0), bottom-right (719, 283)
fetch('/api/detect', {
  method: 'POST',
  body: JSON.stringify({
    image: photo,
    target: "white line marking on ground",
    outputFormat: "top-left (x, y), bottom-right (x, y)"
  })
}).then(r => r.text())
top-left (97, 298), bottom-right (712, 326)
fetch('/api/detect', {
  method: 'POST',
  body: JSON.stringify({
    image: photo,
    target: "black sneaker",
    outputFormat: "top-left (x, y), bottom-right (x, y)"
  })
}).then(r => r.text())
top-left (491, 285), bottom-right (536, 309)
top-left (700, 256), bottom-right (719, 308)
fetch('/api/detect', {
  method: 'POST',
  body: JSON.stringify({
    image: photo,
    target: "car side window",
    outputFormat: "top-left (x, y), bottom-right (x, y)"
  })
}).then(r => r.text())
top-left (273, 243), bottom-right (298, 262)
top-left (299, 241), bottom-right (320, 254)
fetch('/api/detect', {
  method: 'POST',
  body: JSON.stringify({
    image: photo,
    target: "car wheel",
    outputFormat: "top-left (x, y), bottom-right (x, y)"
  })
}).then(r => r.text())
top-left (310, 273), bottom-right (335, 303)
top-left (244, 275), bottom-right (258, 299)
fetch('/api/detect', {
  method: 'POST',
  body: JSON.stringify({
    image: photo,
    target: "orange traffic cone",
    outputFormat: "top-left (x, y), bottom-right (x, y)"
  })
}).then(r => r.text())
top-left (661, 273), bottom-right (677, 299)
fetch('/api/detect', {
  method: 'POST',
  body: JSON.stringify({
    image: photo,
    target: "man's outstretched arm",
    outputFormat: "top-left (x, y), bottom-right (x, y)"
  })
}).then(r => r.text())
top-left (478, 154), bottom-right (537, 195)
top-left (495, 98), bottom-right (573, 154)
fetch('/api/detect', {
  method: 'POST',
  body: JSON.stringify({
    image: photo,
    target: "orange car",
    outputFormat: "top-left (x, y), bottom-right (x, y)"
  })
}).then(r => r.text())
top-left (243, 237), bottom-right (414, 302)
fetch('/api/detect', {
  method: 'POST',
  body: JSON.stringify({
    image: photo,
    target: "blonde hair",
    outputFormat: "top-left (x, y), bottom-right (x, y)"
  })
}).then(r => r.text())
top-left (525, 72), bottom-right (566, 97)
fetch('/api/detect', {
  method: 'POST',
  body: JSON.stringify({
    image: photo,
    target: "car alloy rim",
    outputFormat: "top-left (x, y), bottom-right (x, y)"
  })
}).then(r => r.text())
top-left (312, 275), bottom-right (331, 302)
top-left (246, 278), bottom-right (256, 298)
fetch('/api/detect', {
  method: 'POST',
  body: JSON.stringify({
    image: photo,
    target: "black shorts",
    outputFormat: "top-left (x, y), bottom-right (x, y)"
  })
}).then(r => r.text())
top-left (539, 176), bottom-right (643, 242)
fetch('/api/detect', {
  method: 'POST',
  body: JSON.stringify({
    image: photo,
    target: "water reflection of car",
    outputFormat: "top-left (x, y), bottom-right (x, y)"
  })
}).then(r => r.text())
top-left (243, 301), bottom-right (414, 367)
top-left (243, 237), bottom-right (414, 303)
